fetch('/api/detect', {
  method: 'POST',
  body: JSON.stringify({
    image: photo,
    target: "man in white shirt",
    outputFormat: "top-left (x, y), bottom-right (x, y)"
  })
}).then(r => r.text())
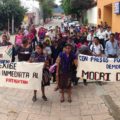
top-left (87, 30), bottom-right (94, 46)
top-left (47, 28), bottom-right (55, 41)
top-left (90, 37), bottom-right (104, 56)
top-left (104, 27), bottom-right (112, 42)
top-left (96, 27), bottom-right (106, 48)
top-left (97, 27), bottom-right (106, 40)
top-left (64, 22), bottom-right (68, 28)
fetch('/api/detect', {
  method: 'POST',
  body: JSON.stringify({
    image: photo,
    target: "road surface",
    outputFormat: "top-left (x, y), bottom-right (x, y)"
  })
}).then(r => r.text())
top-left (0, 19), bottom-right (62, 44)
top-left (0, 19), bottom-right (119, 120)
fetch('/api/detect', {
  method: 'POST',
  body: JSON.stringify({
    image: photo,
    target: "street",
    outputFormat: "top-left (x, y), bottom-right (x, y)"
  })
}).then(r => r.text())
top-left (0, 20), bottom-right (120, 120)
top-left (0, 19), bottom-right (62, 45)
top-left (0, 20), bottom-right (119, 120)
top-left (1, 0), bottom-right (120, 120)
top-left (0, 80), bottom-right (119, 120)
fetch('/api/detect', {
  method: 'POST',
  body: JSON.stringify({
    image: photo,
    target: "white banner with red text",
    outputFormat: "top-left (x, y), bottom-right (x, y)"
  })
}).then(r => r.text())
top-left (0, 62), bottom-right (44, 90)
top-left (0, 45), bottom-right (12, 62)
top-left (77, 54), bottom-right (120, 82)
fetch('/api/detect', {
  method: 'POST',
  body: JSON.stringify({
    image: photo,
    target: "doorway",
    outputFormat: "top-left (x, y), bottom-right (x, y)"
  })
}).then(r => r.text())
top-left (103, 4), bottom-right (112, 27)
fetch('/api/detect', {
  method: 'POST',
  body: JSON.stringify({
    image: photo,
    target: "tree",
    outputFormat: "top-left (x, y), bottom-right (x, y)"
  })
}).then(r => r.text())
top-left (62, 0), bottom-right (96, 20)
top-left (71, 0), bottom-right (95, 9)
top-left (37, 0), bottom-right (55, 22)
top-left (0, 0), bottom-right (26, 32)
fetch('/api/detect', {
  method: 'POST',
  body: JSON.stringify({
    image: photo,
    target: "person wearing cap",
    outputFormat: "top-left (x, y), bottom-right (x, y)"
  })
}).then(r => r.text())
top-left (49, 27), bottom-right (56, 41)
top-left (56, 43), bottom-right (77, 103)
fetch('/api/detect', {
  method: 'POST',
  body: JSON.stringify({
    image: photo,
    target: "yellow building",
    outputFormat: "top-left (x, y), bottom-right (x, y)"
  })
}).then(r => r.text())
top-left (97, 0), bottom-right (120, 32)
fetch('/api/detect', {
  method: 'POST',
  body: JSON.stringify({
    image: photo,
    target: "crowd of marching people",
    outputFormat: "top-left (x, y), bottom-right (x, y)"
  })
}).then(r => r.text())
top-left (1, 21), bottom-right (120, 103)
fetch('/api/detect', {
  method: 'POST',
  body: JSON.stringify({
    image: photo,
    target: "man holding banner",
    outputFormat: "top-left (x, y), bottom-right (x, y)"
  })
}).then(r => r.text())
top-left (77, 53), bottom-right (120, 82)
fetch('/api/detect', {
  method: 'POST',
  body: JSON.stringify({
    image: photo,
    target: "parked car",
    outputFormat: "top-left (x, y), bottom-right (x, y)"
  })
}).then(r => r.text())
top-left (68, 20), bottom-right (79, 27)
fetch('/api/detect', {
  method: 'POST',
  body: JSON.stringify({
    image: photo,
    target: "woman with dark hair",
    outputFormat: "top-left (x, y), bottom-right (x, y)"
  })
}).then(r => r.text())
top-left (30, 44), bottom-right (51, 102)
top-left (90, 37), bottom-right (104, 57)
top-left (0, 34), bottom-right (16, 62)
top-left (56, 43), bottom-right (77, 103)
top-left (30, 25), bottom-right (38, 50)
top-left (15, 30), bottom-right (24, 47)
top-left (51, 41), bottom-right (60, 82)
top-left (16, 38), bottom-right (32, 62)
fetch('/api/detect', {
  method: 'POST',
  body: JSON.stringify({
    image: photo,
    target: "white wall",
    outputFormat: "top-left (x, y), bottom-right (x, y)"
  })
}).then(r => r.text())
top-left (33, 8), bottom-right (42, 25)
top-left (20, 0), bottom-right (43, 25)
top-left (20, 0), bottom-right (39, 11)
top-left (87, 6), bottom-right (98, 25)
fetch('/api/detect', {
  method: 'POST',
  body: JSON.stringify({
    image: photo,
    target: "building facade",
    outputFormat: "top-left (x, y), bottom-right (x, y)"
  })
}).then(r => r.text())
top-left (87, 6), bottom-right (97, 25)
top-left (20, 0), bottom-right (43, 26)
top-left (97, 0), bottom-right (120, 32)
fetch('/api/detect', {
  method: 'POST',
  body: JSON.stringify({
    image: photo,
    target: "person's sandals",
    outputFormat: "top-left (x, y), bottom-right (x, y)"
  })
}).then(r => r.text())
top-left (68, 98), bottom-right (72, 103)
top-left (60, 97), bottom-right (65, 103)
top-left (32, 95), bottom-right (37, 102)
top-left (54, 87), bottom-right (59, 91)
top-left (42, 96), bottom-right (48, 101)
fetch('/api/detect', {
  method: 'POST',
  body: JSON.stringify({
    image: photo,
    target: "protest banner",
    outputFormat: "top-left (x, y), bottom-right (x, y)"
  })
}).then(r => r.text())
top-left (0, 62), bottom-right (44, 90)
top-left (0, 45), bottom-right (12, 63)
top-left (77, 54), bottom-right (120, 82)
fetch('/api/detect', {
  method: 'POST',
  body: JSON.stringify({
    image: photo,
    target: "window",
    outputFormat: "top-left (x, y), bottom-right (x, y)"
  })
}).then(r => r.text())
top-left (98, 8), bottom-right (101, 19)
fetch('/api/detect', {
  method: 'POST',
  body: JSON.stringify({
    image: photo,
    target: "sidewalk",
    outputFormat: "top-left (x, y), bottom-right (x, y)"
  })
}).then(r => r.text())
top-left (0, 81), bottom-right (119, 120)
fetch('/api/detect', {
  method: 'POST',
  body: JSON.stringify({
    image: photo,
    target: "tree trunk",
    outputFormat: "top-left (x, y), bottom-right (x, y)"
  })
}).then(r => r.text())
top-left (8, 18), bottom-right (10, 33)
top-left (12, 15), bottom-right (14, 34)
top-left (76, 12), bottom-right (80, 21)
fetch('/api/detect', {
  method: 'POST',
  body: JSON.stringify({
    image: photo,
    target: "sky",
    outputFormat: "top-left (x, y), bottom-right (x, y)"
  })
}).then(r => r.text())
top-left (20, 0), bottom-right (40, 12)
top-left (55, 0), bottom-right (61, 5)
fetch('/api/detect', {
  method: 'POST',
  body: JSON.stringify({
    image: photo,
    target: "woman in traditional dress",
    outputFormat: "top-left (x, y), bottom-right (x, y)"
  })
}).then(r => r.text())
top-left (56, 43), bottom-right (77, 103)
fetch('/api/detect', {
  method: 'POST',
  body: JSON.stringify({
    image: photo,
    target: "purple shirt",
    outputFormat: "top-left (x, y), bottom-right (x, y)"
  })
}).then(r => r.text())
top-left (59, 52), bottom-right (76, 73)
top-left (30, 52), bottom-right (46, 63)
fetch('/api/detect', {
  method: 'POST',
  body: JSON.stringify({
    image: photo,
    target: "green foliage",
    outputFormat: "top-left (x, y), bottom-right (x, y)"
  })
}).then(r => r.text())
top-left (62, 0), bottom-right (95, 16)
top-left (61, 0), bottom-right (71, 14)
top-left (37, 0), bottom-right (55, 22)
top-left (0, 0), bottom-right (26, 30)
top-left (71, 0), bottom-right (95, 9)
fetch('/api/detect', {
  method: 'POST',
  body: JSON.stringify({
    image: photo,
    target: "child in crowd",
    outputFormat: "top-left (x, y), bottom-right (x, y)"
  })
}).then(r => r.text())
top-left (29, 44), bottom-right (51, 102)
